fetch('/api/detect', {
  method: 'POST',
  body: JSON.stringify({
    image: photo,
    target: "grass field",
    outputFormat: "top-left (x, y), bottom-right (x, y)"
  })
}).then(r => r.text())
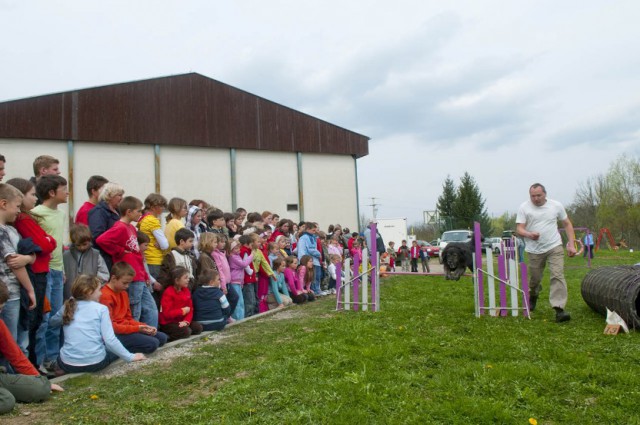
top-left (7, 250), bottom-right (640, 424)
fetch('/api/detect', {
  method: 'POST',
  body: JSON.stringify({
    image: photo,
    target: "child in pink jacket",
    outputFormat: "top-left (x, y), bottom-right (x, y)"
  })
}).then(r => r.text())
top-left (228, 239), bottom-right (253, 320)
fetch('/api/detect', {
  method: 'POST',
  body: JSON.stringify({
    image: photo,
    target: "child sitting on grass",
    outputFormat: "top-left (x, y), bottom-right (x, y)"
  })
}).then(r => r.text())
top-left (267, 258), bottom-right (292, 309)
top-left (283, 256), bottom-right (313, 304)
top-left (50, 275), bottom-right (146, 374)
top-left (192, 269), bottom-right (231, 331)
top-left (159, 267), bottom-right (203, 342)
top-left (297, 255), bottom-right (316, 299)
top-left (0, 281), bottom-right (62, 415)
top-left (99, 262), bottom-right (167, 354)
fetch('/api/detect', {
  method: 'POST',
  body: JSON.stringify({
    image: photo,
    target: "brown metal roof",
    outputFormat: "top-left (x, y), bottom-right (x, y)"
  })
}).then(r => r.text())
top-left (0, 73), bottom-right (369, 158)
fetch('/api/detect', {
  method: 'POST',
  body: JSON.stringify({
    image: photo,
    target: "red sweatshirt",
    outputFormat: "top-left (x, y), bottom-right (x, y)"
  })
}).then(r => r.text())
top-left (13, 212), bottom-right (57, 273)
top-left (75, 201), bottom-right (95, 225)
top-left (96, 221), bottom-right (149, 282)
top-left (240, 245), bottom-right (257, 284)
top-left (99, 284), bottom-right (144, 334)
top-left (159, 285), bottom-right (194, 325)
top-left (0, 319), bottom-right (39, 376)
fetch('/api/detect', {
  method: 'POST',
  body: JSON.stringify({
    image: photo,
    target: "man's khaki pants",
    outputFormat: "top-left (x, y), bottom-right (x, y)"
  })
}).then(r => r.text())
top-left (527, 245), bottom-right (568, 309)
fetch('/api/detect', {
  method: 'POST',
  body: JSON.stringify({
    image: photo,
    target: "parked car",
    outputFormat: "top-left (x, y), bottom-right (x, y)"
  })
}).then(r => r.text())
top-left (417, 240), bottom-right (440, 258)
top-left (502, 230), bottom-right (515, 239)
top-left (482, 237), bottom-right (502, 254)
top-left (438, 229), bottom-right (473, 263)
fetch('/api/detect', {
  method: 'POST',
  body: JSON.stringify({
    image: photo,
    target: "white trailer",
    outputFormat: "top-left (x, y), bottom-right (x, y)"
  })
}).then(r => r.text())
top-left (375, 218), bottom-right (408, 246)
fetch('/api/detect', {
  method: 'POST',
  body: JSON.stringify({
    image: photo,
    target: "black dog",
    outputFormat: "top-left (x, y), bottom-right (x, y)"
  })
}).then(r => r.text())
top-left (441, 241), bottom-right (475, 281)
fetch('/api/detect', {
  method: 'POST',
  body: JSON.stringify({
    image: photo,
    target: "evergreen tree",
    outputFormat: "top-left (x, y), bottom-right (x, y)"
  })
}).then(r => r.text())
top-left (452, 172), bottom-right (493, 235)
top-left (436, 176), bottom-right (457, 230)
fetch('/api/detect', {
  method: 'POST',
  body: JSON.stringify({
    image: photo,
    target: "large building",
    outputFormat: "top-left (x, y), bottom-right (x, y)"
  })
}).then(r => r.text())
top-left (0, 73), bottom-right (369, 232)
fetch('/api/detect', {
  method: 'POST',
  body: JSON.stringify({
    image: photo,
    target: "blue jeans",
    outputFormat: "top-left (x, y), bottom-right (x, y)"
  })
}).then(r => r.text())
top-left (312, 265), bottom-right (322, 294)
top-left (44, 269), bottom-right (64, 363)
top-left (230, 284), bottom-right (244, 321)
top-left (0, 298), bottom-right (28, 354)
top-left (127, 281), bottom-right (158, 328)
top-left (116, 332), bottom-right (167, 354)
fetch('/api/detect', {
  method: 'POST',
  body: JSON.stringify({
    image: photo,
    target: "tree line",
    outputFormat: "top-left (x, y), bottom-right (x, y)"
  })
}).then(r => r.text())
top-left (436, 172), bottom-right (492, 236)
top-left (568, 155), bottom-right (639, 249)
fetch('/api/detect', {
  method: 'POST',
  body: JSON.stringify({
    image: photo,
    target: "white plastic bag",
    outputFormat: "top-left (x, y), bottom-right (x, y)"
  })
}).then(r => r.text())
top-left (606, 308), bottom-right (629, 333)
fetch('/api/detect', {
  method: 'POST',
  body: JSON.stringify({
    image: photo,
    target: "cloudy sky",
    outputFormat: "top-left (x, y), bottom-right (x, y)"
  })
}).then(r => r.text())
top-left (1, 0), bottom-right (638, 224)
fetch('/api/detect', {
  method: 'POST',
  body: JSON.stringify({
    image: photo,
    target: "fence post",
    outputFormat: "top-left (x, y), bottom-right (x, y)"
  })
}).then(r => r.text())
top-left (336, 261), bottom-right (343, 311)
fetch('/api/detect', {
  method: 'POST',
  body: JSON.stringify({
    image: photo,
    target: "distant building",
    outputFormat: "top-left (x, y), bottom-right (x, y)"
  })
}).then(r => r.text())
top-left (0, 73), bottom-right (369, 232)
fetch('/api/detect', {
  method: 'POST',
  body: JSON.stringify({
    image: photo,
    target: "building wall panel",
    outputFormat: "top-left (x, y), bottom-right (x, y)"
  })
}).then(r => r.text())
top-left (72, 142), bottom-right (155, 213)
top-left (235, 150), bottom-right (299, 222)
top-left (159, 145), bottom-right (232, 211)
top-left (301, 153), bottom-right (358, 231)
top-left (0, 139), bottom-right (70, 241)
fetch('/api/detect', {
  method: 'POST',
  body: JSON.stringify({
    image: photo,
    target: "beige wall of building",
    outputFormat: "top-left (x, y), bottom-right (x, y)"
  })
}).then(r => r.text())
top-left (0, 139), bottom-right (360, 238)
top-left (301, 153), bottom-right (358, 231)
top-left (73, 142), bottom-right (155, 212)
top-left (0, 139), bottom-right (71, 241)
top-left (160, 145), bottom-right (232, 211)
top-left (235, 150), bottom-right (300, 223)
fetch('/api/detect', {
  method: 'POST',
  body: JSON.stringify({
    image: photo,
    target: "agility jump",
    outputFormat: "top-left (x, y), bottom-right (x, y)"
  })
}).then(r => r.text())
top-left (336, 223), bottom-right (380, 312)
top-left (473, 222), bottom-right (531, 318)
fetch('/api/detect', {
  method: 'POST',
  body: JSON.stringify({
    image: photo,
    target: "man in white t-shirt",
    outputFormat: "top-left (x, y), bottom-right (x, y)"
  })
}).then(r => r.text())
top-left (516, 183), bottom-right (576, 323)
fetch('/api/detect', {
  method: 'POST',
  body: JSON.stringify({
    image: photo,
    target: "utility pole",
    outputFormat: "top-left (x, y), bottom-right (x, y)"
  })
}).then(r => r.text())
top-left (366, 197), bottom-right (380, 219)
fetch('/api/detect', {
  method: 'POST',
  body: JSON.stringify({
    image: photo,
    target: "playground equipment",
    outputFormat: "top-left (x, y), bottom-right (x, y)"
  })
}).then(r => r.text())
top-left (336, 222), bottom-right (381, 312)
top-left (581, 265), bottom-right (640, 329)
top-left (473, 222), bottom-right (530, 318)
top-left (596, 227), bottom-right (617, 251)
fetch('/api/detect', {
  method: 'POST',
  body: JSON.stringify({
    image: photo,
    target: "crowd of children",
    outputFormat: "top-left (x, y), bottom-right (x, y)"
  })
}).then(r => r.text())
top-left (0, 154), bottom-right (368, 414)
top-left (384, 239), bottom-right (431, 273)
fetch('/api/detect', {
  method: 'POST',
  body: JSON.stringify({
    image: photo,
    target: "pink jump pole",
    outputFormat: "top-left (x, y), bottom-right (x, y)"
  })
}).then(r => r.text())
top-left (352, 253), bottom-right (360, 311)
top-left (520, 262), bottom-right (530, 317)
top-left (473, 222), bottom-right (484, 315)
top-left (370, 223), bottom-right (378, 312)
top-left (498, 254), bottom-right (507, 317)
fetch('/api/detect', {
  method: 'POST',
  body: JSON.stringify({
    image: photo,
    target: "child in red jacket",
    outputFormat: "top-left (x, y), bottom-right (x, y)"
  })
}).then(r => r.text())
top-left (96, 196), bottom-right (158, 328)
top-left (238, 234), bottom-right (257, 318)
top-left (158, 267), bottom-right (203, 341)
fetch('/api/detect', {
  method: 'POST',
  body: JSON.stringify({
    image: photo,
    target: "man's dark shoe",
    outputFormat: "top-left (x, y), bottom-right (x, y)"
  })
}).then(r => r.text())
top-left (554, 307), bottom-right (571, 323)
top-left (529, 296), bottom-right (538, 312)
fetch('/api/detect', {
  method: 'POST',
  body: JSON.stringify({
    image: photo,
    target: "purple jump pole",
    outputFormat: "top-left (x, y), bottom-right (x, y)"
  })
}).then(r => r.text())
top-left (369, 222), bottom-right (378, 312)
top-left (336, 262), bottom-right (343, 311)
top-left (473, 222), bottom-right (484, 315)
top-left (520, 262), bottom-right (530, 318)
top-left (498, 254), bottom-right (508, 317)
top-left (352, 253), bottom-right (360, 311)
